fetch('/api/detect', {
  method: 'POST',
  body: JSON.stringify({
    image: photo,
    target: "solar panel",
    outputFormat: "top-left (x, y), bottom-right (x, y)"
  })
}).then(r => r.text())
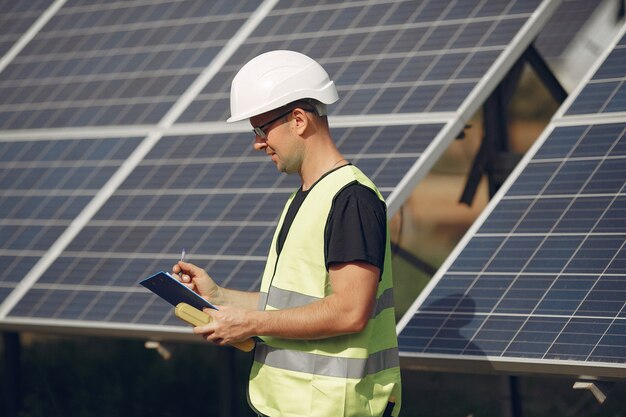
top-left (0, 136), bottom-right (141, 304)
top-left (0, 1), bottom-right (53, 55)
top-left (0, 1), bottom-right (259, 129)
top-left (398, 23), bottom-right (626, 378)
top-left (179, 0), bottom-right (550, 123)
top-left (0, 0), bottom-right (560, 338)
top-left (533, 0), bottom-right (598, 61)
top-left (566, 31), bottom-right (626, 115)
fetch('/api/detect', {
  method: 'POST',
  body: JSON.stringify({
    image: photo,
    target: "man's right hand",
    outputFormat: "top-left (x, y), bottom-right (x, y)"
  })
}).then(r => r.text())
top-left (172, 261), bottom-right (221, 303)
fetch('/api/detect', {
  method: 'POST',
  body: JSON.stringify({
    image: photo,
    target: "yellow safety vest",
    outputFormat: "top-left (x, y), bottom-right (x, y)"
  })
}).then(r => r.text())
top-left (248, 165), bottom-right (402, 417)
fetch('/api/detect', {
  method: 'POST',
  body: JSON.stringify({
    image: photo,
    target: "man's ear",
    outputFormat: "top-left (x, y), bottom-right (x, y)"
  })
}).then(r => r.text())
top-left (291, 107), bottom-right (309, 135)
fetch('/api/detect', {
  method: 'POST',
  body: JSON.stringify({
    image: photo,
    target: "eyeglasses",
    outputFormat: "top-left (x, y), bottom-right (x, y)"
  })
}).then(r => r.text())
top-left (252, 107), bottom-right (316, 139)
top-left (252, 109), bottom-right (293, 139)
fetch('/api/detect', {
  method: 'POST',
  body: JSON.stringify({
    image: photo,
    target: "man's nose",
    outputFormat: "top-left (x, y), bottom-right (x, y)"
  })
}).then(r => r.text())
top-left (253, 137), bottom-right (267, 151)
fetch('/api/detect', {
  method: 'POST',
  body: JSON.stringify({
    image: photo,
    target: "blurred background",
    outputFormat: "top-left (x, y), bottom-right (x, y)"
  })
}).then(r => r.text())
top-left (0, 1), bottom-right (625, 416)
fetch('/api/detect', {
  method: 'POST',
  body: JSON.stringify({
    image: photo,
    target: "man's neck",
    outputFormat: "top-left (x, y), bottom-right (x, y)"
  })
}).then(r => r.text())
top-left (300, 147), bottom-right (346, 191)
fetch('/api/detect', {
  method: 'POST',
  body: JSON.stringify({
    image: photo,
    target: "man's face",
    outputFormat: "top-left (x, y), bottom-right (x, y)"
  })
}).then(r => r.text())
top-left (250, 108), bottom-right (303, 174)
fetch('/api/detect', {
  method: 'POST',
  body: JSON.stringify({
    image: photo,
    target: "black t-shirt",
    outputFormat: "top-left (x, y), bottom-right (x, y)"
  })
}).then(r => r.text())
top-left (276, 171), bottom-right (387, 273)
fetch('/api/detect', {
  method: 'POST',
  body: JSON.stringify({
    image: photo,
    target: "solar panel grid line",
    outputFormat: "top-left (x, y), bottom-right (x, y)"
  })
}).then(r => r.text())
top-left (412, 311), bottom-right (625, 328)
top-left (473, 232), bottom-right (626, 239)
top-left (50, 251), bottom-right (267, 262)
top-left (40, 4), bottom-right (242, 37)
top-left (520, 154), bottom-right (626, 165)
top-left (0, 220), bottom-right (74, 229)
top-left (0, 86), bottom-right (176, 113)
top-left (104, 187), bottom-right (295, 196)
top-left (0, 158), bottom-right (128, 171)
top-left (8, 32), bottom-right (227, 67)
top-left (0, 126), bottom-right (157, 141)
top-left (0, 66), bottom-right (206, 95)
top-left (85, 219), bottom-right (277, 228)
top-left (586, 75), bottom-right (626, 85)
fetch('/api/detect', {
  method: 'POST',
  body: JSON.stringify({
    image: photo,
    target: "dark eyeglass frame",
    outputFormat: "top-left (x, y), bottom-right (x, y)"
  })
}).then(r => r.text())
top-left (252, 107), bottom-right (316, 139)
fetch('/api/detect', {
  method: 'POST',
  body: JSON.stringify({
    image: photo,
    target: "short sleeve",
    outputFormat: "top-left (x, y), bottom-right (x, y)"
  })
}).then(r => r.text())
top-left (324, 183), bottom-right (387, 273)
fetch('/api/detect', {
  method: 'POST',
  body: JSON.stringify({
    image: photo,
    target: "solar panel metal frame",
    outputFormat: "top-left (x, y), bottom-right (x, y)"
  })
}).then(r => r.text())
top-left (0, 0), bottom-right (563, 341)
top-left (397, 20), bottom-right (626, 379)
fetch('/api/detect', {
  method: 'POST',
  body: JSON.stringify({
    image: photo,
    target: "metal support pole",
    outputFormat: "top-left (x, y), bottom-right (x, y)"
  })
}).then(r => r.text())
top-left (3, 332), bottom-right (21, 417)
top-left (460, 57), bottom-right (524, 205)
top-left (523, 44), bottom-right (568, 104)
top-left (509, 375), bottom-right (524, 417)
top-left (217, 348), bottom-right (238, 417)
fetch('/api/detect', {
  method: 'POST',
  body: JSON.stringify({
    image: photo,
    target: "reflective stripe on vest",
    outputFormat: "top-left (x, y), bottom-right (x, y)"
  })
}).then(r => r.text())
top-left (254, 344), bottom-right (399, 379)
top-left (259, 286), bottom-right (395, 318)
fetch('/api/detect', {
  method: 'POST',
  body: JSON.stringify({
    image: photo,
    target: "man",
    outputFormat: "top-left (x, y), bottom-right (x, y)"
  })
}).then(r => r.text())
top-left (173, 50), bottom-right (401, 417)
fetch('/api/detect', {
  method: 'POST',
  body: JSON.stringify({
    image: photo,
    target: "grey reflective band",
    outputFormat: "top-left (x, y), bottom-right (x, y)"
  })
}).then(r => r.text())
top-left (266, 286), bottom-right (321, 309)
top-left (258, 286), bottom-right (395, 315)
top-left (257, 292), bottom-right (268, 310)
top-left (371, 287), bottom-right (394, 318)
top-left (254, 344), bottom-right (399, 379)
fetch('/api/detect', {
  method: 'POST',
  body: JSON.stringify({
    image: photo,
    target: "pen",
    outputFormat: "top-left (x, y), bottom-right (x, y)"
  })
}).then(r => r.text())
top-left (180, 248), bottom-right (186, 262)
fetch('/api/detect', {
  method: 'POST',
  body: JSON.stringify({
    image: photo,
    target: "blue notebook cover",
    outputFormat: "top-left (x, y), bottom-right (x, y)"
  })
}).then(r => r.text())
top-left (140, 271), bottom-right (217, 311)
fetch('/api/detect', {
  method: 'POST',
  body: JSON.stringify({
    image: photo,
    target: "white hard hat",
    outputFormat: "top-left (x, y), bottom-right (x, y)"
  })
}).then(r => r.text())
top-left (227, 50), bottom-right (339, 122)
